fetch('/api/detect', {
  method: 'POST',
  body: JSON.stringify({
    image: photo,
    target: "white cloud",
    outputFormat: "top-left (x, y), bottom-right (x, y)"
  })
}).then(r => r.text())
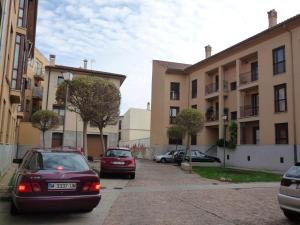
top-left (36, 0), bottom-right (300, 113)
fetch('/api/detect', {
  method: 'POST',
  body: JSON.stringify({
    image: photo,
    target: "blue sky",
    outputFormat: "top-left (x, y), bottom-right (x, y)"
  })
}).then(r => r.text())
top-left (36, 0), bottom-right (299, 114)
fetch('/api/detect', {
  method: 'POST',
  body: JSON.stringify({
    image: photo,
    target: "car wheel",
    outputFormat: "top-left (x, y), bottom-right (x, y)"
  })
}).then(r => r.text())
top-left (160, 158), bottom-right (167, 163)
top-left (129, 173), bottom-right (135, 179)
top-left (283, 209), bottom-right (300, 221)
top-left (100, 171), bottom-right (105, 178)
top-left (10, 201), bottom-right (19, 216)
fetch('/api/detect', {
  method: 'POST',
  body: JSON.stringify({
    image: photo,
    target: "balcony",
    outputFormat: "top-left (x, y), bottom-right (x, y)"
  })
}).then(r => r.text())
top-left (9, 89), bottom-right (21, 104)
top-left (240, 105), bottom-right (259, 120)
top-left (205, 81), bottom-right (228, 99)
top-left (239, 71), bottom-right (258, 90)
top-left (205, 109), bottom-right (219, 126)
top-left (32, 86), bottom-right (43, 100)
top-left (33, 68), bottom-right (45, 81)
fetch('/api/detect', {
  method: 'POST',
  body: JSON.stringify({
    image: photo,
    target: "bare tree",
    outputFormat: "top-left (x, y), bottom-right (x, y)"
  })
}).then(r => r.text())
top-left (31, 110), bottom-right (59, 148)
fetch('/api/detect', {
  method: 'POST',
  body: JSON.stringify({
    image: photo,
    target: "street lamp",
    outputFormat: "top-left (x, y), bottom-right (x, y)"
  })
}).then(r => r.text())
top-left (222, 114), bottom-right (228, 168)
top-left (62, 72), bottom-right (73, 149)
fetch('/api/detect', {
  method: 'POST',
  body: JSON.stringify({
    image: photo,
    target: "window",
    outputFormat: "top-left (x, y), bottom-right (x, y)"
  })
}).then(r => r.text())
top-left (53, 105), bottom-right (65, 124)
top-left (231, 111), bottom-right (237, 120)
top-left (191, 105), bottom-right (197, 109)
top-left (25, 100), bottom-right (30, 112)
top-left (273, 46), bottom-right (285, 75)
top-left (251, 61), bottom-right (258, 81)
top-left (191, 135), bottom-right (197, 145)
top-left (230, 82), bottom-right (236, 91)
top-left (191, 79), bottom-right (197, 98)
top-left (274, 84), bottom-right (287, 112)
top-left (57, 76), bottom-right (64, 86)
top-left (169, 137), bottom-right (182, 145)
top-left (169, 107), bottom-right (179, 124)
top-left (275, 123), bottom-right (288, 144)
top-left (17, 0), bottom-right (27, 27)
top-left (34, 60), bottom-right (43, 75)
top-left (11, 34), bottom-right (24, 89)
top-left (170, 82), bottom-right (180, 100)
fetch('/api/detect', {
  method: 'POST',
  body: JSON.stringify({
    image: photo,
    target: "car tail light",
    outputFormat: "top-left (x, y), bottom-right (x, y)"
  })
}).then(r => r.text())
top-left (82, 182), bottom-right (101, 192)
top-left (127, 159), bottom-right (135, 166)
top-left (281, 178), bottom-right (292, 187)
top-left (18, 183), bottom-right (33, 193)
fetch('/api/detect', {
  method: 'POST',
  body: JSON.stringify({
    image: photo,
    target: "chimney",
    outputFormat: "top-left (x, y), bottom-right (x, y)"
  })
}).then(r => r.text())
top-left (83, 59), bottom-right (88, 69)
top-left (147, 102), bottom-right (151, 111)
top-left (49, 54), bottom-right (56, 66)
top-left (268, 9), bottom-right (277, 28)
top-left (205, 45), bottom-right (212, 58)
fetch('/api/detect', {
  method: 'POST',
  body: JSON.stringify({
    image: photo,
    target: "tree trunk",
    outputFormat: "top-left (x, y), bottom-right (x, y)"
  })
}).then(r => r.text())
top-left (99, 127), bottom-right (106, 156)
top-left (42, 131), bottom-right (45, 149)
top-left (83, 122), bottom-right (88, 156)
top-left (187, 135), bottom-right (192, 174)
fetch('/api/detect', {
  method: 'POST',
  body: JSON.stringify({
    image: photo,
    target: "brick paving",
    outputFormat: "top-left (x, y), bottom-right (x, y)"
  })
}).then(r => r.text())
top-left (103, 160), bottom-right (290, 225)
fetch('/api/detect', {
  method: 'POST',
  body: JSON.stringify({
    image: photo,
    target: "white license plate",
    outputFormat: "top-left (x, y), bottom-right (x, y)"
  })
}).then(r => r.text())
top-left (48, 183), bottom-right (77, 190)
top-left (112, 161), bottom-right (125, 165)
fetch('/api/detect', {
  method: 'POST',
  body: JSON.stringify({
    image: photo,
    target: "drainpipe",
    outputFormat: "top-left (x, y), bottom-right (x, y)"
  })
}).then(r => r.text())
top-left (286, 27), bottom-right (298, 164)
top-left (46, 68), bottom-right (51, 110)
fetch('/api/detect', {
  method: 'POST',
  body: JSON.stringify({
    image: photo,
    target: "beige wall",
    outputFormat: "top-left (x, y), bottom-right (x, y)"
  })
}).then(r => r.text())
top-left (151, 20), bottom-right (300, 147)
top-left (18, 122), bottom-right (40, 145)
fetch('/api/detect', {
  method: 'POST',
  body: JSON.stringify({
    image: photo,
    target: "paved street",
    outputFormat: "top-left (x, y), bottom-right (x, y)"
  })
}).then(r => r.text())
top-left (0, 160), bottom-right (292, 225)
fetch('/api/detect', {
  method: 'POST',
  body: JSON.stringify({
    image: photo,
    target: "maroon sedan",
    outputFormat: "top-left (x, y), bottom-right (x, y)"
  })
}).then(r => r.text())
top-left (100, 148), bottom-right (136, 179)
top-left (11, 149), bottom-right (101, 215)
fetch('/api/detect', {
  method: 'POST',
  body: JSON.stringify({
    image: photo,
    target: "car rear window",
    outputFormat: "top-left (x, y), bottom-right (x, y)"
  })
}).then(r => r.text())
top-left (105, 150), bottom-right (132, 158)
top-left (26, 152), bottom-right (89, 172)
top-left (285, 166), bottom-right (300, 178)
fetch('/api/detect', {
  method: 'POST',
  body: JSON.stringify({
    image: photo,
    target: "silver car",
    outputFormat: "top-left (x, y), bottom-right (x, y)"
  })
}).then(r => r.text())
top-left (154, 151), bottom-right (175, 163)
top-left (278, 164), bottom-right (300, 221)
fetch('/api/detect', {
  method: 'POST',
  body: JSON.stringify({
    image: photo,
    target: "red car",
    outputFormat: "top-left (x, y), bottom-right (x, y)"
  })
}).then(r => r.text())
top-left (100, 148), bottom-right (136, 179)
top-left (11, 149), bottom-right (101, 215)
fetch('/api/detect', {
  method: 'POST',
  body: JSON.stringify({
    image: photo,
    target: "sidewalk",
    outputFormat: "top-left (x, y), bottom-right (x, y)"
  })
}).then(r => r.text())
top-left (0, 163), bottom-right (17, 198)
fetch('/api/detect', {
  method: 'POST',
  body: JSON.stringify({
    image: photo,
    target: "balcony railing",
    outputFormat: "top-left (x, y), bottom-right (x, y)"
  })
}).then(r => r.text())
top-left (34, 68), bottom-right (45, 80)
top-left (205, 113), bottom-right (219, 122)
top-left (205, 81), bottom-right (228, 95)
top-left (32, 86), bottom-right (43, 99)
top-left (240, 105), bottom-right (259, 118)
top-left (239, 71), bottom-right (258, 85)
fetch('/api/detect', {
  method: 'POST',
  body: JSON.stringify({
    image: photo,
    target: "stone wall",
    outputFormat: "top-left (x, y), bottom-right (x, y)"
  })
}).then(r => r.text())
top-left (0, 144), bottom-right (16, 177)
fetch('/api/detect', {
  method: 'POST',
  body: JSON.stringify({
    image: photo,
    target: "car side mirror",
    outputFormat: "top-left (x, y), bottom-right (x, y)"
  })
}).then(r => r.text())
top-left (13, 158), bottom-right (22, 164)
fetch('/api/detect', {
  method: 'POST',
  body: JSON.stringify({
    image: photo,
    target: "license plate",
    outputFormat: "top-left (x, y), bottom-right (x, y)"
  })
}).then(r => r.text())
top-left (112, 161), bottom-right (125, 165)
top-left (48, 183), bottom-right (77, 190)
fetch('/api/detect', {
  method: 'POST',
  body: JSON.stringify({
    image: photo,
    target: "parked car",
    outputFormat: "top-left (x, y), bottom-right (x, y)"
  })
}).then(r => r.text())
top-left (173, 150), bottom-right (185, 164)
top-left (174, 150), bottom-right (221, 164)
top-left (278, 164), bottom-right (300, 221)
top-left (11, 149), bottom-right (101, 215)
top-left (154, 151), bottom-right (175, 163)
top-left (100, 148), bottom-right (136, 179)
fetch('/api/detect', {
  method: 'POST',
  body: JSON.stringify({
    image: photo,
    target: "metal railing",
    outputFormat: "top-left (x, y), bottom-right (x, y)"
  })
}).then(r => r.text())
top-left (205, 113), bottom-right (219, 122)
top-left (32, 86), bottom-right (43, 99)
top-left (240, 105), bottom-right (259, 118)
top-left (205, 81), bottom-right (228, 95)
top-left (239, 71), bottom-right (258, 85)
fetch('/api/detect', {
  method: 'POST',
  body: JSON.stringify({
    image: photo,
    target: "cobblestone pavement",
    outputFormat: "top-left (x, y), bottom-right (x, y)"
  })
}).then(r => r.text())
top-left (0, 160), bottom-right (293, 225)
top-left (102, 160), bottom-right (291, 225)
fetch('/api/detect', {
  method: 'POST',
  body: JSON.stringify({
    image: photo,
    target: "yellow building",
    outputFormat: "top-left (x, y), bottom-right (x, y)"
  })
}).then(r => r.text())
top-left (0, 0), bottom-right (38, 175)
top-left (151, 10), bottom-right (300, 172)
top-left (42, 56), bottom-right (126, 159)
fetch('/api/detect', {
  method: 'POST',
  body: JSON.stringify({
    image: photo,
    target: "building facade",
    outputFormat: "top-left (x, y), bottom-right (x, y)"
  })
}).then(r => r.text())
top-left (42, 56), bottom-right (126, 159)
top-left (0, 0), bottom-right (38, 175)
top-left (151, 10), bottom-right (300, 172)
top-left (119, 106), bottom-right (151, 147)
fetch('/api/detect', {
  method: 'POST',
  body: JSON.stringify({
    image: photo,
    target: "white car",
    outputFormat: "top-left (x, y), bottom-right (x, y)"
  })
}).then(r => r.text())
top-left (154, 151), bottom-right (175, 163)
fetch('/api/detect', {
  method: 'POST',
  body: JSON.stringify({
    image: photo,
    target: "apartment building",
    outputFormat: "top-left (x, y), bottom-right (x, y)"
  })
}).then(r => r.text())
top-left (0, 0), bottom-right (38, 175)
top-left (151, 10), bottom-right (300, 172)
top-left (42, 56), bottom-right (126, 159)
top-left (17, 48), bottom-right (48, 155)
top-left (119, 105), bottom-right (151, 147)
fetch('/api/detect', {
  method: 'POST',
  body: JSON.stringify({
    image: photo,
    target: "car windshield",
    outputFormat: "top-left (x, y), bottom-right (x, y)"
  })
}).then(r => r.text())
top-left (26, 152), bottom-right (90, 172)
top-left (105, 150), bottom-right (132, 158)
top-left (285, 166), bottom-right (300, 178)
